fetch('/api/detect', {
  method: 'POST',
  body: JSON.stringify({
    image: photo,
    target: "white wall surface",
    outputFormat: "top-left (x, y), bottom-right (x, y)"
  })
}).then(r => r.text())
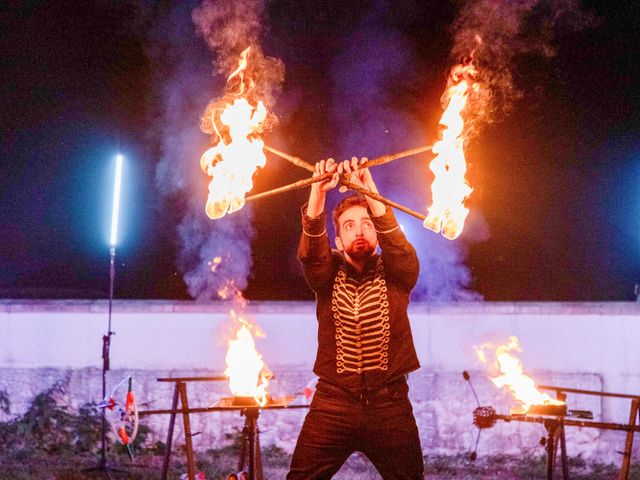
top-left (1, 300), bottom-right (639, 462)
top-left (2, 300), bottom-right (638, 384)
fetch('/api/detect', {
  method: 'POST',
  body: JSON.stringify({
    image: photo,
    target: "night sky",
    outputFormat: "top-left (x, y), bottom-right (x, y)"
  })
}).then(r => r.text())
top-left (1, 0), bottom-right (639, 302)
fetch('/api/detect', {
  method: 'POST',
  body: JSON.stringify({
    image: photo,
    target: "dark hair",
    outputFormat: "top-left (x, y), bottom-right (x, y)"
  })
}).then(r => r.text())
top-left (332, 194), bottom-right (369, 236)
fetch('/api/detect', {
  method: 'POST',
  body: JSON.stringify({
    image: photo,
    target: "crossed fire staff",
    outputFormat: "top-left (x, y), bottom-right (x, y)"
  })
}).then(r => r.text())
top-left (199, 46), bottom-right (476, 238)
top-left (246, 144), bottom-right (434, 223)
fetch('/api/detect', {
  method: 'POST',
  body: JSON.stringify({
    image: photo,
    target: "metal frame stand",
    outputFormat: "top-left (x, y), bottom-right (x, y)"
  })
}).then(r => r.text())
top-left (539, 385), bottom-right (640, 480)
top-left (155, 377), bottom-right (227, 480)
top-left (138, 377), bottom-right (308, 480)
top-left (620, 398), bottom-right (640, 480)
top-left (237, 408), bottom-right (264, 480)
top-left (542, 417), bottom-right (569, 480)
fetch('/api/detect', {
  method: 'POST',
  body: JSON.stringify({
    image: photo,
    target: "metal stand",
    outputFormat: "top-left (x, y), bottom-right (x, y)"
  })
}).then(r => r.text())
top-left (85, 246), bottom-right (118, 477)
top-left (237, 408), bottom-right (264, 480)
top-left (542, 417), bottom-right (569, 480)
top-left (489, 386), bottom-right (640, 480)
top-left (539, 385), bottom-right (640, 480)
top-left (154, 377), bottom-right (227, 480)
top-left (138, 377), bottom-right (308, 480)
top-left (620, 398), bottom-right (640, 480)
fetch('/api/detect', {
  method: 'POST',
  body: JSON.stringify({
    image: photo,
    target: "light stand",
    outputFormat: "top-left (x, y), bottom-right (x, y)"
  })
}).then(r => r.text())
top-left (98, 245), bottom-right (117, 470)
top-left (88, 154), bottom-right (123, 477)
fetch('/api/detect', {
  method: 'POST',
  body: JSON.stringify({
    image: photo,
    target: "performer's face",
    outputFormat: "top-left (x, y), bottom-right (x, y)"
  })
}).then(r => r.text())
top-left (335, 205), bottom-right (378, 260)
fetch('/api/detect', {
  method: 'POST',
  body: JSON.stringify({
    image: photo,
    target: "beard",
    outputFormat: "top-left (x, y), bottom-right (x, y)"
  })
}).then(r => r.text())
top-left (345, 239), bottom-right (376, 260)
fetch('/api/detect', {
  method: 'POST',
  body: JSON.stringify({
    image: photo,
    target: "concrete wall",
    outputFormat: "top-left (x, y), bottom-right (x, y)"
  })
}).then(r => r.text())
top-left (1, 300), bottom-right (639, 463)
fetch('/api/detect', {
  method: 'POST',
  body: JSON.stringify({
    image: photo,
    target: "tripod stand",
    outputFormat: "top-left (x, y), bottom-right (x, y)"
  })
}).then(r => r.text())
top-left (85, 246), bottom-right (120, 478)
top-left (236, 408), bottom-right (264, 480)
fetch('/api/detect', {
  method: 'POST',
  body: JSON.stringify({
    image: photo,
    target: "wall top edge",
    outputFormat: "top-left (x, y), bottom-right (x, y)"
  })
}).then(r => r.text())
top-left (0, 299), bottom-right (639, 315)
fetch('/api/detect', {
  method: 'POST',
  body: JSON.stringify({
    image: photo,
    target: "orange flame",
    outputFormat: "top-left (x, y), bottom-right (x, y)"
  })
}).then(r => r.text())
top-left (224, 311), bottom-right (271, 406)
top-left (200, 47), bottom-right (267, 219)
top-left (475, 336), bottom-right (564, 411)
top-left (424, 62), bottom-right (476, 240)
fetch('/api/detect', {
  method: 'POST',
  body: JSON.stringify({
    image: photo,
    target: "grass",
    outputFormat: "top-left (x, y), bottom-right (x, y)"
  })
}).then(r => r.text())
top-left (2, 449), bottom-right (639, 479)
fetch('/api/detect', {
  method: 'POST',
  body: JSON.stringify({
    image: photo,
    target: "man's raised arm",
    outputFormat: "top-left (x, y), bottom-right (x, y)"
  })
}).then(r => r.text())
top-left (298, 159), bottom-right (339, 291)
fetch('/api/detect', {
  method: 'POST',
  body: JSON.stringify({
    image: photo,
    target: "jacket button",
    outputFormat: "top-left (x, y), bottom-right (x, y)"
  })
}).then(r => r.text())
top-left (356, 368), bottom-right (362, 374)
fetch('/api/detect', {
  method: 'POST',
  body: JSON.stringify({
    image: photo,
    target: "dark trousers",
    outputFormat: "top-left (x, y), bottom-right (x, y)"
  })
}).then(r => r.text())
top-left (287, 377), bottom-right (424, 479)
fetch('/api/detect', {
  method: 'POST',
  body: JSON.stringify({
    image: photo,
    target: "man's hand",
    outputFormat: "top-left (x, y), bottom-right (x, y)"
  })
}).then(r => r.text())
top-left (338, 156), bottom-right (386, 217)
top-left (338, 157), bottom-right (372, 191)
top-left (307, 158), bottom-right (339, 219)
top-left (312, 158), bottom-right (339, 194)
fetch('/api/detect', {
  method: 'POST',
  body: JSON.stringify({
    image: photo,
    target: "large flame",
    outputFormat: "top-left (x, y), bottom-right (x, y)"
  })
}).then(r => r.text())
top-left (200, 47), bottom-right (267, 219)
top-left (424, 62), bottom-right (476, 240)
top-left (475, 336), bottom-right (564, 411)
top-left (224, 310), bottom-right (271, 406)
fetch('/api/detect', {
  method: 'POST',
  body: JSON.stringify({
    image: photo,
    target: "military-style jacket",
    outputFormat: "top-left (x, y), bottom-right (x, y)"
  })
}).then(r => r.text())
top-left (298, 204), bottom-right (421, 393)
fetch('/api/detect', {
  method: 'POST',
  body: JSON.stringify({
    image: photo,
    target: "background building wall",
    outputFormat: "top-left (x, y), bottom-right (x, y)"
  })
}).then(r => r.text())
top-left (1, 300), bottom-right (638, 463)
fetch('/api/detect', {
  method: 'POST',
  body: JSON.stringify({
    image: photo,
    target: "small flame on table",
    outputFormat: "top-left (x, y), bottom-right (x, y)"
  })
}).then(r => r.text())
top-left (475, 336), bottom-right (564, 412)
top-left (224, 310), bottom-right (271, 407)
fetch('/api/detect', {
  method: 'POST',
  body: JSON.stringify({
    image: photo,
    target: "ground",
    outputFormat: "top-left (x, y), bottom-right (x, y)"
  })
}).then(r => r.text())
top-left (0, 450), bottom-right (637, 479)
top-left (0, 387), bottom-right (637, 479)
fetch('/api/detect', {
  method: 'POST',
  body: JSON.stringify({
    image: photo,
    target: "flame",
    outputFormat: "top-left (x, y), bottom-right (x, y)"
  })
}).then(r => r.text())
top-left (217, 280), bottom-right (247, 306)
top-left (475, 336), bottom-right (564, 411)
top-left (224, 311), bottom-right (271, 406)
top-left (200, 47), bottom-right (267, 219)
top-left (424, 62), bottom-right (476, 240)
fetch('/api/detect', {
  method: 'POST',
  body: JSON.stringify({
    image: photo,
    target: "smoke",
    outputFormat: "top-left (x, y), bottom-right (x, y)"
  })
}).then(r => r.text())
top-left (192, 0), bottom-right (264, 74)
top-left (325, 0), bottom-right (595, 301)
top-left (327, 2), bottom-right (480, 302)
top-left (451, 0), bottom-right (597, 137)
top-left (151, 0), bottom-right (280, 300)
top-left (193, 0), bottom-right (284, 127)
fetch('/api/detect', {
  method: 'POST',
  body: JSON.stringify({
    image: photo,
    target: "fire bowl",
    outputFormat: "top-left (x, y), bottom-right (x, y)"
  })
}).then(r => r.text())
top-left (231, 396), bottom-right (268, 407)
top-left (213, 395), bottom-right (298, 409)
top-left (231, 397), bottom-right (259, 407)
top-left (526, 403), bottom-right (568, 416)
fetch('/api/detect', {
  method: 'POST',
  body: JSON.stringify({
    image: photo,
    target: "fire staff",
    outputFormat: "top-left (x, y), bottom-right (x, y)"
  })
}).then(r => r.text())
top-left (287, 157), bottom-right (424, 479)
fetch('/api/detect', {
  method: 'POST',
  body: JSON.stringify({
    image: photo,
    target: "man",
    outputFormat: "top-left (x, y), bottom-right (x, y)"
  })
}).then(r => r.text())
top-left (287, 157), bottom-right (424, 479)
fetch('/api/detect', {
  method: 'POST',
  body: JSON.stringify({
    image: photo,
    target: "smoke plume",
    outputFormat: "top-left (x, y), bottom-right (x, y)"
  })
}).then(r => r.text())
top-left (326, 0), bottom-right (594, 300)
top-left (152, 0), bottom-right (281, 300)
top-left (451, 0), bottom-right (597, 138)
top-left (192, 0), bottom-right (283, 122)
top-left (327, 2), bottom-right (480, 301)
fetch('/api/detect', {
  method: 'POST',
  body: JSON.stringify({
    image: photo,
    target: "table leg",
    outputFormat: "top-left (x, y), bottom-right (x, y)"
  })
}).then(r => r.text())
top-left (161, 383), bottom-right (180, 480)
